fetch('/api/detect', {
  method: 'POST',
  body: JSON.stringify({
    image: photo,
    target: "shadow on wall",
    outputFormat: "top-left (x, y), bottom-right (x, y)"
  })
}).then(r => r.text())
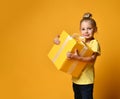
top-left (95, 58), bottom-right (120, 99)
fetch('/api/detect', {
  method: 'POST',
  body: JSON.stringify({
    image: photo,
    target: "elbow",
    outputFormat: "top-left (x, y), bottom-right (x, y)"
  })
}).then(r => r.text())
top-left (89, 56), bottom-right (97, 63)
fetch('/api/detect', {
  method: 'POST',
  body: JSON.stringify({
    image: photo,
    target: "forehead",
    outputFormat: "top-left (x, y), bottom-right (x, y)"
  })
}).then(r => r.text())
top-left (80, 20), bottom-right (92, 27)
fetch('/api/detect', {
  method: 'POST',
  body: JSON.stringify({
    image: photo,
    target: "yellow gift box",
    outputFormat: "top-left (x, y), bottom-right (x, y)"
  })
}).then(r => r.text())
top-left (48, 31), bottom-right (93, 78)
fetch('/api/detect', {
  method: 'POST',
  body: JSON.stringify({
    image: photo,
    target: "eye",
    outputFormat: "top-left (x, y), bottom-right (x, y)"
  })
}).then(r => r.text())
top-left (81, 28), bottom-right (85, 31)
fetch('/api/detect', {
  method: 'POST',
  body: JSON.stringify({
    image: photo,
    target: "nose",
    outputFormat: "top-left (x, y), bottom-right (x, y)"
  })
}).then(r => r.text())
top-left (85, 29), bottom-right (88, 33)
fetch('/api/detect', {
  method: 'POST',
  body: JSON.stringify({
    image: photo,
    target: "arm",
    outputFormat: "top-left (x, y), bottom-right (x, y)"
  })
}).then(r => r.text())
top-left (76, 53), bottom-right (98, 62)
top-left (67, 51), bottom-right (98, 63)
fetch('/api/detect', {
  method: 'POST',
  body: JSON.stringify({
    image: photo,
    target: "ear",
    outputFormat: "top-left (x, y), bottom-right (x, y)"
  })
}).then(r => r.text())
top-left (94, 27), bottom-right (97, 33)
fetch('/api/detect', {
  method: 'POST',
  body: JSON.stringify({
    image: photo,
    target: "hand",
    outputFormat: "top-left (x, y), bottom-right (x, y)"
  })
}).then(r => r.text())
top-left (66, 49), bottom-right (80, 59)
top-left (53, 35), bottom-right (60, 45)
top-left (66, 52), bottom-right (73, 59)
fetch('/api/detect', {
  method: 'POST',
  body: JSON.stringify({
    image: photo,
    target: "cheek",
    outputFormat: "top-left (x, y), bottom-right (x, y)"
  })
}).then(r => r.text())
top-left (88, 32), bottom-right (93, 36)
top-left (90, 32), bottom-right (94, 36)
top-left (81, 32), bottom-right (85, 35)
top-left (90, 30), bottom-right (95, 34)
top-left (80, 30), bottom-right (84, 34)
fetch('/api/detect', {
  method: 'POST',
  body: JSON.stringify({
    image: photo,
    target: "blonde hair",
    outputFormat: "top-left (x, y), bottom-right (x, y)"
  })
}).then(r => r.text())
top-left (80, 12), bottom-right (97, 31)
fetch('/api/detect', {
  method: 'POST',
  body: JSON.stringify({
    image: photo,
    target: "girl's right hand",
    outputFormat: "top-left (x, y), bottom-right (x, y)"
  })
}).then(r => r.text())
top-left (53, 35), bottom-right (60, 45)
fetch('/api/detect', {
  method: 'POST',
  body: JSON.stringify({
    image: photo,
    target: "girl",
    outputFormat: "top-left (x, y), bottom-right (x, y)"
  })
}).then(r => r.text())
top-left (54, 12), bottom-right (101, 99)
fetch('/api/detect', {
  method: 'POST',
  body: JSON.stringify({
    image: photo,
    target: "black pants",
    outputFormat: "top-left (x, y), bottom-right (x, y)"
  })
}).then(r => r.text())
top-left (73, 83), bottom-right (94, 99)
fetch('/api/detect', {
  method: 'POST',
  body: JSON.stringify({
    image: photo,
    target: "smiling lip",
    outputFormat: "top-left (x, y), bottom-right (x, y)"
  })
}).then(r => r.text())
top-left (83, 34), bottom-right (89, 36)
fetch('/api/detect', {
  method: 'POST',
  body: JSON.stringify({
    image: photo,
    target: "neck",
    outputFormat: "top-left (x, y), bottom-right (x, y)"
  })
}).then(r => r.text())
top-left (85, 37), bottom-right (94, 43)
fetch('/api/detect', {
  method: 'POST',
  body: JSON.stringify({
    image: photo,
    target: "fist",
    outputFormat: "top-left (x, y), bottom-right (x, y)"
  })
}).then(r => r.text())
top-left (66, 52), bottom-right (73, 59)
top-left (53, 35), bottom-right (60, 45)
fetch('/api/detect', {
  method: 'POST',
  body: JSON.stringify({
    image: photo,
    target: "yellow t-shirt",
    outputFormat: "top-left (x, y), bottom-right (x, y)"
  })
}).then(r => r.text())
top-left (72, 39), bottom-right (101, 85)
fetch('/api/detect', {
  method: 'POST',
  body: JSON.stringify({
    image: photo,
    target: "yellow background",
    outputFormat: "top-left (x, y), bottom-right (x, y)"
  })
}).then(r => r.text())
top-left (0, 0), bottom-right (120, 99)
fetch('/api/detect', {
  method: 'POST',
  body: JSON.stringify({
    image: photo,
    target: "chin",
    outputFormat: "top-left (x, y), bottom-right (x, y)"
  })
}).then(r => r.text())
top-left (84, 37), bottom-right (90, 39)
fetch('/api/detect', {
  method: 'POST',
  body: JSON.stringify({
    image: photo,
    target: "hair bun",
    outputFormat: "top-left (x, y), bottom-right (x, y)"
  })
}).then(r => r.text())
top-left (83, 12), bottom-right (92, 18)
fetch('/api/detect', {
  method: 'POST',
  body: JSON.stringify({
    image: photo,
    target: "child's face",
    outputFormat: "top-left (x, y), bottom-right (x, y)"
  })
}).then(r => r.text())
top-left (80, 20), bottom-right (96, 40)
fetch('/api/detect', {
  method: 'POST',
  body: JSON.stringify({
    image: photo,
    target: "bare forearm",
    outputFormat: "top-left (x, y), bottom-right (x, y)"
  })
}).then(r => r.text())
top-left (76, 56), bottom-right (96, 62)
top-left (69, 52), bottom-right (98, 63)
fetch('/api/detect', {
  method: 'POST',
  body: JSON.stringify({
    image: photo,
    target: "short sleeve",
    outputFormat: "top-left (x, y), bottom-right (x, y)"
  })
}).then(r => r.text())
top-left (89, 40), bottom-right (101, 55)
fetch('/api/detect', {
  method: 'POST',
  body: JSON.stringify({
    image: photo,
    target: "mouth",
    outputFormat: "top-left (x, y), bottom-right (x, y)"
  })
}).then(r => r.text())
top-left (83, 34), bottom-right (89, 37)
